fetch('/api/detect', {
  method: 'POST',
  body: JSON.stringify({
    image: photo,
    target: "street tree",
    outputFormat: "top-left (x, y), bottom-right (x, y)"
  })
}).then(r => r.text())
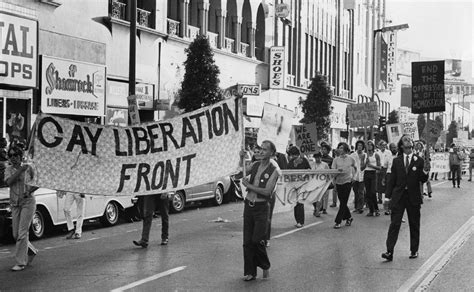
top-left (299, 72), bottom-right (332, 140)
top-left (387, 110), bottom-right (399, 124)
top-left (178, 35), bottom-right (223, 113)
top-left (446, 120), bottom-right (458, 146)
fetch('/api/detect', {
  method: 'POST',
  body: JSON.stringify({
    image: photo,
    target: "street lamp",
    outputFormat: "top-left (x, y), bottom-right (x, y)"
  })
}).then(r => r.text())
top-left (371, 23), bottom-right (409, 139)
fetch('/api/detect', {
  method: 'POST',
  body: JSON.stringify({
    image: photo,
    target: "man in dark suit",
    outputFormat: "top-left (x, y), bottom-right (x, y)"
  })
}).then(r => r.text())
top-left (382, 135), bottom-right (430, 261)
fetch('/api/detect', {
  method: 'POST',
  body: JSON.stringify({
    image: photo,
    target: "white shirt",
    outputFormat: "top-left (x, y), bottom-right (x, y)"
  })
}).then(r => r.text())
top-left (386, 152), bottom-right (398, 174)
top-left (350, 151), bottom-right (365, 182)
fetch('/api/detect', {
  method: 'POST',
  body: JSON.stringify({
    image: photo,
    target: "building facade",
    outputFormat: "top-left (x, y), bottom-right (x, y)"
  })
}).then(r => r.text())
top-left (1, 0), bottom-right (386, 148)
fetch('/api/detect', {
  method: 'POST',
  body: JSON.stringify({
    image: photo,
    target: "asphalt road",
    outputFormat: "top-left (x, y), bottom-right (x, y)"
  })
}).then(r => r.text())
top-left (0, 179), bottom-right (472, 292)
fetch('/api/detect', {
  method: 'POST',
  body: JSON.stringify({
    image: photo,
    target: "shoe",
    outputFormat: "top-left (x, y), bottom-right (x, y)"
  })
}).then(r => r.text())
top-left (262, 269), bottom-right (270, 279)
top-left (384, 211), bottom-right (391, 215)
top-left (72, 233), bottom-right (81, 239)
top-left (468, 179), bottom-right (472, 182)
top-left (345, 218), bottom-right (354, 226)
top-left (295, 223), bottom-right (303, 228)
top-left (333, 224), bottom-right (341, 229)
top-left (409, 252), bottom-right (419, 259)
top-left (366, 212), bottom-right (374, 217)
top-left (27, 249), bottom-right (37, 265)
top-left (428, 192), bottom-right (432, 198)
top-left (453, 185), bottom-right (456, 188)
top-left (11, 265), bottom-right (25, 271)
top-left (375, 211), bottom-right (380, 216)
top-left (243, 275), bottom-right (256, 281)
top-left (313, 210), bottom-right (321, 217)
top-left (161, 238), bottom-right (169, 246)
top-left (65, 230), bottom-right (75, 239)
top-left (322, 210), bottom-right (328, 214)
top-left (265, 240), bottom-right (270, 248)
top-left (402, 218), bottom-right (406, 223)
top-left (357, 209), bottom-right (364, 214)
top-left (133, 239), bottom-right (148, 248)
top-left (423, 192), bottom-right (428, 197)
top-left (457, 185), bottom-right (460, 188)
top-left (381, 251), bottom-right (393, 261)
top-left (330, 204), bottom-right (337, 208)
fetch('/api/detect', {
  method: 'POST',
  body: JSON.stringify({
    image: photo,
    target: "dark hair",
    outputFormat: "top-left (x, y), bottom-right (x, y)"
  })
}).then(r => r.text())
top-left (261, 140), bottom-right (276, 155)
top-left (8, 145), bottom-right (24, 158)
top-left (321, 143), bottom-right (331, 152)
top-left (313, 152), bottom-right (322, 158)
top-left (288, 146), bottom-right (300, 156)
top-left (366, 140), bottom-right (376, 151)
top-left (337, 142), bottom-right (350, 154)
top-left (355, 140), bottom-right (365, 150)
top-left (397, 134), bottom-right (411, 155)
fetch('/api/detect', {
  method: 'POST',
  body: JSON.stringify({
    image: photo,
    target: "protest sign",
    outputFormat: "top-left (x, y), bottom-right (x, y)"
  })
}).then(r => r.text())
top-left (430, 153), bottom-right (449, 173)
top-left (257, 103), bottom-right (294, 153)
top-left (386, 123), bottom-right (403, 144)
top-left (401, 121), bottom-right (419, 141)
top-left (127, 95), bottom-right (140, 125)
top-left (293, 123), bottom-right (318, 155)
top-left (29, 97), bottom-right (242, 196)
top-left (347, 102), bottom-right (379, 128)
top-left (411, 60), bottom-right (445, 114)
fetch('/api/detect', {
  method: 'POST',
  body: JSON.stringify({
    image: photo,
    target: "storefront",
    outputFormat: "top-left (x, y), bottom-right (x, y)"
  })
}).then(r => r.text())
top-left (39, 56), bottom-right (106, 122)
top-left (0, 8), bottom-right (38, 145)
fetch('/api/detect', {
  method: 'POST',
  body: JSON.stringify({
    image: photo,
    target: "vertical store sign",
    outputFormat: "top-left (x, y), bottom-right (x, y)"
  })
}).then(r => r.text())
top-left (0, 11), bottom-right (38, 88)
top-left (386, 31), bottom-right (397, 90)
top-left (41, 56), bottom-right (106, 116)
top-left (269, 46), bottom-right (286, 89)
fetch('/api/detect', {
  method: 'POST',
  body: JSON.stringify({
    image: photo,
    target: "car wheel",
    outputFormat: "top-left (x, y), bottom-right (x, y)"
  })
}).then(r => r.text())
top-left (30, 209), bottom-right (47, 240)
top-left (101, 201), bottom-right (119, 226)
top-left (170, 191), bottom-right (185, 213)
top-left (213, 185), bottom-right (224, 206)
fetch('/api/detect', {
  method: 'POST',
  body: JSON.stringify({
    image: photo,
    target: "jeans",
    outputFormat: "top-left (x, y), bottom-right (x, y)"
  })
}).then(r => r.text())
top-left (11, 196), bottom-right (37, 266)
top-left (266, 194), bottom-right (276, 240)
top-left (141, 195), bottom-right (169, 242)
top-left (352, 181), bottom-right (365, 211)
top-left (64, 193), bottom-right (85, 235)
top-left (450, 165), bottom-right (461, 186)
top-left (364, 171), bottom-right (378, 213)
top-left (335, 183), bottom-right (352, 224)
top-left (243, 200), bottom-right (270, 277)
top-left (294, 203), bottom-right (305, 225)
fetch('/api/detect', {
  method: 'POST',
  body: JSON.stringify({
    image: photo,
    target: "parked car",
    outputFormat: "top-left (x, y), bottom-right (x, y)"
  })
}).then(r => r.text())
top-left (168, 177), bottom-right (232, 213)
top-left (0, 187), bottom-right (135, 240)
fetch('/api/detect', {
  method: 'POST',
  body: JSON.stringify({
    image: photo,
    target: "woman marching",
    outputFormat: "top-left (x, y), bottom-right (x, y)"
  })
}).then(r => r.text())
top-left (241, 140), bottom-right (281, 281)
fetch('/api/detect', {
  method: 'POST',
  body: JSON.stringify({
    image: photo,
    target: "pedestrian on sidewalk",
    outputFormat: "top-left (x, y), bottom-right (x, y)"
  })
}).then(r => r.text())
top-left (331, 142), bottom-right (356, 229)
top-left (312, 152), bottom-right (330, 217)
top-left (449, 145), bottom-right (462, 188)
top-left (241, 140), bottom-right (281, 281)
top-left (468, 148), bottom-right (474, 182)
top-left (364, 140), bottom-right (381, 217)
top-left (58, 191), bottom-right (85, 239)
top-left (5, 146), bottom-right (39, 272)
top-left (287, 146), bottom-right (311, 228)
top-left (133, 193), bottom-right (170, 248)
top-left (382, 135), bottom-right (430, 262)
top-left (350, 140), bottom-right (366, 214)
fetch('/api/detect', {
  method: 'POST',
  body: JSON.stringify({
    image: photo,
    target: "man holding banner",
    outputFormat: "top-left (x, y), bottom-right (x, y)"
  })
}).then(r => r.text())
top-left (241, 140), bottom-right (281, 281)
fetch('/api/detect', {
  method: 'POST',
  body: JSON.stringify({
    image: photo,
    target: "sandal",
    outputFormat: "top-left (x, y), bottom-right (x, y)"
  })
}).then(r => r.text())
top-left (243, 275), bottom-right (256, 281)
top-left (345, 218), bottom-right (354, 226)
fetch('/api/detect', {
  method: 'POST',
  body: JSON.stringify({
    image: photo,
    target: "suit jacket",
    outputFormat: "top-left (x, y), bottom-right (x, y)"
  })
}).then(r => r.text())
top-left (386, 153), bottom-right (429, 206)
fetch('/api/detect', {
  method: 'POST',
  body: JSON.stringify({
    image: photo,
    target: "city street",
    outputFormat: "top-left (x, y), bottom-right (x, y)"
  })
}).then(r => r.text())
top-left (0, 179), bottom-right (472, 292)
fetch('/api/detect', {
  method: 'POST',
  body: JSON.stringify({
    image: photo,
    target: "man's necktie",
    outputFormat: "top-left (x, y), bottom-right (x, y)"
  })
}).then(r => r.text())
top-left (405, 155), bottom-right (410, 173)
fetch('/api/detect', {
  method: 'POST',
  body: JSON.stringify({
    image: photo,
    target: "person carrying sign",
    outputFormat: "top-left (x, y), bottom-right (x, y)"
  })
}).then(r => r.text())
top-left (287, 146), bottom-right (311, 228)
top-left (241, 140), bottom-right (281, 281)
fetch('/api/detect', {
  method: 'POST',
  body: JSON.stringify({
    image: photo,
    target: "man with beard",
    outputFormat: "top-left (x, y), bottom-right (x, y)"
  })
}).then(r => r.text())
top-left (382, 135), bottom-right (430, 261)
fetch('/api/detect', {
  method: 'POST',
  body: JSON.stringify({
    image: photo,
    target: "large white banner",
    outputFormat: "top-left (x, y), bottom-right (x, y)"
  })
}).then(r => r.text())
top-left (41, 56), bottom-right (106, 116)
top-left (29, 97), bottom-right (242, 196)
top-left (257, 103), bottom-right (293, 153)
top-left (0, 11), bottom-right (37, 88)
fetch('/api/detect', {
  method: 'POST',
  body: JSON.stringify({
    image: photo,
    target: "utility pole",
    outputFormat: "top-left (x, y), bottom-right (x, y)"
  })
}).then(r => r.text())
top-left (129, 0), bottom-right (137, 97)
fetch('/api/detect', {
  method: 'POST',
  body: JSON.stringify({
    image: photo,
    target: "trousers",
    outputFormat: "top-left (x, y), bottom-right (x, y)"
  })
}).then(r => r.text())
top-left (64, 193), bottom-right (85, 235)
top-left (141, 195), bottom-right (169, 242)
top-left (11, 196), bottom-right (37, 266)
top-left (243, 200), bottom-right (270, 277)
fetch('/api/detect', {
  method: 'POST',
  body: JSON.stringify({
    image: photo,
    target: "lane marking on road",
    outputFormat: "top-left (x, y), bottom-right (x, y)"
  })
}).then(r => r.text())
top-left (85, 237), bottom-right (99, 241)
top-left (110, 266), bottom-right (187, 292)
top-left (398, 216), bottom-right (474, 292)
top-left (271, 221), bottom-right (323, 240)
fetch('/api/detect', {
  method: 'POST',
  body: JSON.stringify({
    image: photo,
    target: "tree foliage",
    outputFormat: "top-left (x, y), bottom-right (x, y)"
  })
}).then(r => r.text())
top-left (387, 110), bottom-right (399, 124)
top-left (299, 72), bottom-right (332, 140)
top-left (446, 120), bottom-right (458, 146)
top-left (178, 35), bottom-right (223, 113)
